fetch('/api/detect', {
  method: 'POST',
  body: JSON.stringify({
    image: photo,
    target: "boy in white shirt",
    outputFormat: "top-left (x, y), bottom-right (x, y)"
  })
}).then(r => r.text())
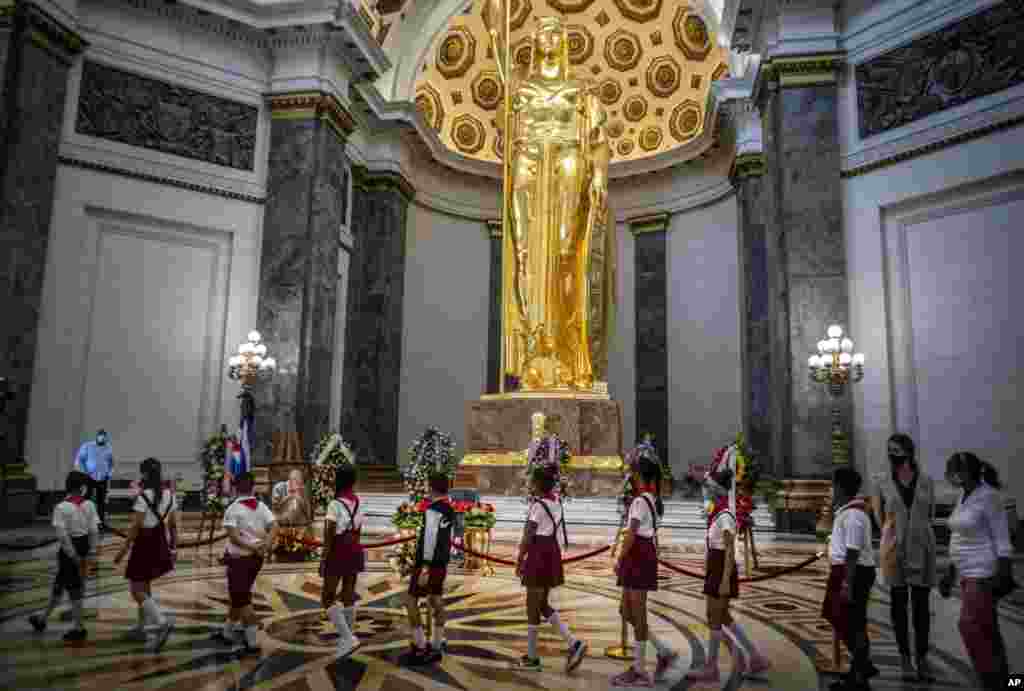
top-left (218, 472), bottom-right (277, 655)
top-left (30, 471), bottom-right (100, 641)
top-left (822, 466), bottom-right (877, 690)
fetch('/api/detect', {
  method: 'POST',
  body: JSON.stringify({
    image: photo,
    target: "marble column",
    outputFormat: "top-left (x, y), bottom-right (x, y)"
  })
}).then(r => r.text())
top-left (341, 168), bottom-right (414, 466)
top-left (731, 124), bottom-right (773, 470)
top-left (0, 2), bottom-right (84, 465)
top-left (762, 55), bottom-right (849, 477)
top-left (485, 219), bottom-right (502, 394)
top-left (256, 92), bottom-right (355, 463)
top-left (631, 214), bottom-right (669, 461)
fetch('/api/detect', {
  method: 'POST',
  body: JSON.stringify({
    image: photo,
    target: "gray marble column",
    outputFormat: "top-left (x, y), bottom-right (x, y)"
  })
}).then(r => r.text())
top-left (341, 168), bottom-right (414, 466)
top-left (485, 219), bottom-right (502, 394)
top-left (0, 3), bottom-right (84, 465)
top-left (763, 57), bottom-right (849, 477)
top-left (256, 93), bottom-right (354, 463)
top-left (631, 214), bottom-right (669, 462)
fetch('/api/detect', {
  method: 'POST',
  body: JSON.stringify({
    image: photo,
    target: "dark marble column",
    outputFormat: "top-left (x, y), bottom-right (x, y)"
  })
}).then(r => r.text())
top-left (763, 58), bottom-right (849, 477)
top-left (733, 153), bottom-right (773, 469)
top-left (0, 3), bottom-right (84, 465)
top-left (631, 214), bottom-right (669, 462)
top-left (341, 168), bottom-right (414, 465)
top-left (485, 219), bottom-right (502, 394)
top-left (256, 93), bottom-right (355, 463)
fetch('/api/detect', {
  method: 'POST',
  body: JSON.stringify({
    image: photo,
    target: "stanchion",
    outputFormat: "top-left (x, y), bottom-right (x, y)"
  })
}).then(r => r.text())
top-left (605, 615), bottom-right (633, 659)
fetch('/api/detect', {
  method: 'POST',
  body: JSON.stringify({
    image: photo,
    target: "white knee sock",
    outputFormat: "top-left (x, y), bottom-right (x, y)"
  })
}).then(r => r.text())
top-left (412, 625), bottom-right (426, 648)
top-left (142, 597), bottom-right (165, 626)
top-left (547, 611), bottom-right (574, 645)
top-left (648, 631), bottom-right (673, 656)
top-left (344, 607), bottom-right (355, 630)
top-left (527, 624), bottom-right (539, 659)
top-left (71, 598), bottom-right (84, 630)
top-left (329, 605), bottom-right (352, 641)
top-left (244, 624), bottom-right (259, 647)
top-left (707, 629), bottom-right (723, 665)
top-left (432, 620), bottom-right (445, 648)
top-left (727, 622), bottom-right (760, 657)
top-left (221, 619), bottom-right (236, 637)
top-left (634, 640), bottom-right (647, 673)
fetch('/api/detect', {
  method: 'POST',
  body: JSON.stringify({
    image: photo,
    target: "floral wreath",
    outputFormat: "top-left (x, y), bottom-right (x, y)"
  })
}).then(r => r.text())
top-left (402, 427), bottom-right (459, 505)
top-left (199, 428), bottom-right (236, 514)
top-left (310, 432), bottom-right (356, 514)
top-left (522, 434), bottom-right (572, 502)
top-left (619, 439), bottom-right (668, 516)
top-left (705, 434), bottom-right (757, 531)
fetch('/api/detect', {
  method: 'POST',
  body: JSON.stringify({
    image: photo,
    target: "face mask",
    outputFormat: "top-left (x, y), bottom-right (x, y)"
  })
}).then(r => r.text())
top-left (96, 435), bottom-right (107, 445)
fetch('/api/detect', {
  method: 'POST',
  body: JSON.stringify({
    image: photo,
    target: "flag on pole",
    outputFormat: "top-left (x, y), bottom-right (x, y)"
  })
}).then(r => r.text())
top-left (238, 415), bottom-right (252, 476)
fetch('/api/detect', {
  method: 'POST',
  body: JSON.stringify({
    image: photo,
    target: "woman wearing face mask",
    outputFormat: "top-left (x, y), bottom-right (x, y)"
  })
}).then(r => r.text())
top-left (939, 452), bottom-right (1014, 691)
top-left (874, 433), bottom-right (936, 681)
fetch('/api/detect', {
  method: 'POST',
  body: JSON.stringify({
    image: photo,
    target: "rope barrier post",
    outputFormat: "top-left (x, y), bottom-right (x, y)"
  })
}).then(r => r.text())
top-left (604, 600), bottom-right (633, 659)
top-left (742, 527), bottom-right (752, 578)
top-left (749, 526), bottom-right (760, 571)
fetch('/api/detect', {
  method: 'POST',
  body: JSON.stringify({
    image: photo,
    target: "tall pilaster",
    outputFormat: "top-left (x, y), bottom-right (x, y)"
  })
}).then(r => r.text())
top-left (631, 213), bottom-right (669, 462)
top-left (0, 1), bottom-right (84, 465)
top-left (341, 168), bottom-right (413, 465)
top-left (727, 97), bottom-right (774, 470)
top-left (485, 219), bottom-right (502, 395)
top-left (256, 92), bottom-right (355, 463)
top-left (762, 49), bottom-right (849, 477)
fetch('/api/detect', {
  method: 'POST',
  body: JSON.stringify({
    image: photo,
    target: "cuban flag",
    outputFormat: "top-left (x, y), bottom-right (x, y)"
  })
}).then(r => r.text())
top-left (227, 438), bottom-right (245, 479)
top-left (237, 412), bottom-right (253, 477)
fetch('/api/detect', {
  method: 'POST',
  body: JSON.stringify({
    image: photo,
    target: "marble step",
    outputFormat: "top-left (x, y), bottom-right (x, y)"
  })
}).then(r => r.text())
top-left (353, 494), bottom-right (777, 532)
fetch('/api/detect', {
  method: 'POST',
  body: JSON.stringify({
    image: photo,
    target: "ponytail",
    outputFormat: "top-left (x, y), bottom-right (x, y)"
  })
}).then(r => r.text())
top-left (982, 461), bottom-right (1002, 489)
top-left (638, 457), bottom-right (664, 517)
top-left (141, 457), bottom-right (164, 507)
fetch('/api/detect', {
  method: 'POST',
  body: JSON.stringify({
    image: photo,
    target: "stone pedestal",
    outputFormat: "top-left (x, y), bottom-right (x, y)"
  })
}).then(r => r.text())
top-left (461, 394), bottom-right (624, 497)
top-left (776, 478), bottom-right (832, 534)
top-left (0, 462), bottom-right (38, 528)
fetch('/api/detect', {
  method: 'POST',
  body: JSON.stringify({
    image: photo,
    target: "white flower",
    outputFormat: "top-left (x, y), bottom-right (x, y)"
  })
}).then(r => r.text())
top-left (316, 434), bottom-right (340, 465)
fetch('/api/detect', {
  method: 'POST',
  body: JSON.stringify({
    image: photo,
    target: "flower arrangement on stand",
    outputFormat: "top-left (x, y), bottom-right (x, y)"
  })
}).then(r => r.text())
top-left (463, 502), bottom-right (497, 530)
top-left (705, 434), bottom-right (781, 532)
top-left (521, 434), bottom-right (572, 501)
top-left (388, 497), bottom-right (481, 575)
top-left (275, 529), bottom-right (322, 562)
top-left (309, 432), bottom-right (357, 515)
top-left (199, 427), bottom-right (236, 515)
top-left (401, 427), bottom-right (460, 505)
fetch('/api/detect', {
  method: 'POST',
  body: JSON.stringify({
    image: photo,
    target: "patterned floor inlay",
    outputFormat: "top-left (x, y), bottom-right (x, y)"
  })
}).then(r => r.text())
top-left (1, 531), bottom-right (1021, 690)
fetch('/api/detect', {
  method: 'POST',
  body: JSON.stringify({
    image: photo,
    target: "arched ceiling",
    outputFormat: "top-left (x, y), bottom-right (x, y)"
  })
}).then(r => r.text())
top-left (402, 0), bottom-right (729, 164)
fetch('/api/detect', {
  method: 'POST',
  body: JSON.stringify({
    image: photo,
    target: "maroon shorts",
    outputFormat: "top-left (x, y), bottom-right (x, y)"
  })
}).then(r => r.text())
top-left (323, 533), bottom-right (365, 579)
top-left (521, 535), bottom-right (565, 589)
top-left (702, 548), bottom-right (739, 598)
top-left (408, 566), bottom-right (447, 597)
top-left (821, 563), bottom-right (874, 641)
top-left (227, 555), bottom-right (264, 607)
top-left (618, 536), bottom-right (659, 591)
top-left (125, 527), bottom-right (174, 583)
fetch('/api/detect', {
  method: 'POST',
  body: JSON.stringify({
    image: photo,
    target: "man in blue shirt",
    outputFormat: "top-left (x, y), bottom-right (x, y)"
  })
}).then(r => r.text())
top-left (75, 430), bottom-right (113, 529)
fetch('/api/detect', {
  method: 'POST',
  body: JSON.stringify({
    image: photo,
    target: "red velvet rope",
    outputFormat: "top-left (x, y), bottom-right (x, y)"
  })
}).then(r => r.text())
top-left (657, 552), bottom-right (824, 583)
top-left (108, 525), bottom-right (227, 549)
top-left (452, 540), bottom-right (611, 565)
top-left (294, 534), bottom-right (417, 550)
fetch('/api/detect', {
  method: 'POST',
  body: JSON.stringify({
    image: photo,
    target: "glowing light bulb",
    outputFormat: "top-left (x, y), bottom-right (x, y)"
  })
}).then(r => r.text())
top-left (827, 325), bottom-right (843, 339)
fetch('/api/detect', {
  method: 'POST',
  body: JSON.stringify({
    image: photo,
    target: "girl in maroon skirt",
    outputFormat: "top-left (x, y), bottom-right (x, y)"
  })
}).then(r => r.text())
top-left (216, 472), bottom-right (277, 655)
top-left (514, 467), bottom-right (588, 673)
top-left (113, 457), bottom-right (177, 652)
top-left (686, 466), bottom-right (769, 683)
top-left (613, 457), bottom-right (677, 687)
top-left (320, 463), bottom-right (364, 657)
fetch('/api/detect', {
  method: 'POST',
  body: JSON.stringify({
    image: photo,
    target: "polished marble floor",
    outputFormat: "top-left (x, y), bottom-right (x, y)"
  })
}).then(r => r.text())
top-left (0, 523), bottom-right (1019, 691)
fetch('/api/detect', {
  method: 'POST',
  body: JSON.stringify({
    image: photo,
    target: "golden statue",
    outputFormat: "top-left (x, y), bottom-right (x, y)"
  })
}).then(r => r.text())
top-left (482, 8), bottom-right (616, 393)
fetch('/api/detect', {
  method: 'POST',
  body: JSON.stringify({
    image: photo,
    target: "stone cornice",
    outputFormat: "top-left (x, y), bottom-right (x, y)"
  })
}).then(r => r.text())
top-left (267, 91), bottom-right (357, 143)
top-left (351, 165), bottom-right (416, 202)
top-left (3, 0), bottom-right (88, 61)
top-left (761, 52), bottom-right (844, 88)
top-left (627, 213), bottom-right (670, 235)
top-left (353, 80), bottom-right (727, 181)
top-left (57, 156), bottom-right (266, 204)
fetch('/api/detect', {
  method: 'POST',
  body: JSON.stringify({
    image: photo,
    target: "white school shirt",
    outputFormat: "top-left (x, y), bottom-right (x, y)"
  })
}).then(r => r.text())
top-left (326, 496), bottom-right (365, 534)
top-left (53, 499), bottom-right (100, 538)
top-left (829, 501), bottom-right (875, 566)
top-left (528, 498), bottom-right (563, 536)
top-left (627, 493), bottom-right (658, 538)
top-left (707, 511), bottom-right (736, 550)
top-left (133, 489), bottom-right (177, 529)
top-left (222, 496), bottom-right (277, 557)
top-left (948, 483), bottom-right (1012, 579)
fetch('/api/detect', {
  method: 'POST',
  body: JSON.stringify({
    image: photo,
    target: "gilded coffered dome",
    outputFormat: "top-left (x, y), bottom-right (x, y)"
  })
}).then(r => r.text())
top-left (412, 0), bottom-right (728, 164)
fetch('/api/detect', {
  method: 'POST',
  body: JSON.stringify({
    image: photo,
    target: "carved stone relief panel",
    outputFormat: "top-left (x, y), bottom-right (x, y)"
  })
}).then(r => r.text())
top-left (75, 61), bottom-right (258, 171)
top-left (856, 2), bottom-right (1024, 139)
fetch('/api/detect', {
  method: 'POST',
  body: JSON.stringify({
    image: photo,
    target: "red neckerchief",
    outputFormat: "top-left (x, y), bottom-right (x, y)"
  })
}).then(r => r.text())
top-left (837, 497), bottom-right (868, 515)
top-left (432, 495), bottom-right (450, 507)
top-left (541, 492), bottom-right (558, 502)
top-left (637, 484), bottom-right (656, 496)
top-left (707, 495), bottom-right (730, 529)
top-left (66, 495), bottom-right (85, 507)
top-left (336, 490), bottom-right (358, 503)
top-left (239, 497), bottom-right (259, 510)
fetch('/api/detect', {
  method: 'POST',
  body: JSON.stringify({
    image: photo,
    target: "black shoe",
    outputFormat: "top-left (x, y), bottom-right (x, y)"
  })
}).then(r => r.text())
top-left (28, 615), bottom-right (46, 632)
top-left (863, 661), bottom-right (879, 679)
top-left (239, 644), bottom-right (261, 657)
top-left (63, 628), bottom-right (87, 642)
top-left (401, 646), bottom-right (432, 667)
